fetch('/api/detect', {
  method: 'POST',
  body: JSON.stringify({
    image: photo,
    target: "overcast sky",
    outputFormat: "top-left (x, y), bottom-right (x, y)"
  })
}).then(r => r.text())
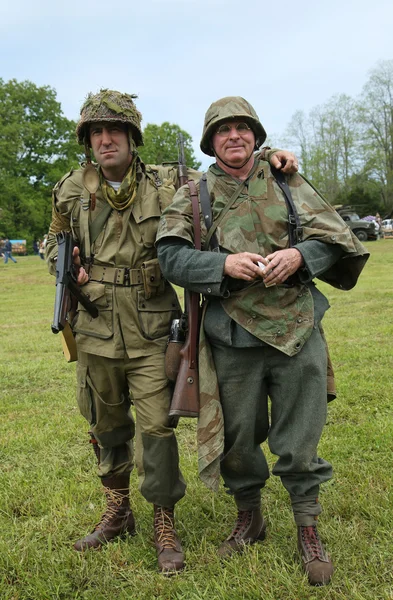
top-left (1, 0), bottom-right (392, 169)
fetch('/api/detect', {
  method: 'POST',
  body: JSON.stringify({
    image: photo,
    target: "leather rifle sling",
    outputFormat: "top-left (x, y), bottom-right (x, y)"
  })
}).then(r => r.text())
top-left (187, 179), bottom-right (201, 370)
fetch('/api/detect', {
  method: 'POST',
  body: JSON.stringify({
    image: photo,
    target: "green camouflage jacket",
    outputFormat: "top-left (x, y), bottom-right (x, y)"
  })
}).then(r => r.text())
top-left (156, 158), bottom-right (369, 490)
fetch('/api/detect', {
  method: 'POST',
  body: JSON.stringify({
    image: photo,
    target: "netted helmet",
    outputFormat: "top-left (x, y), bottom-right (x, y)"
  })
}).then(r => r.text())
top-left (76, 89), bottom-right (144, 147)
top-left (200, 96), bottom-right (266, 157)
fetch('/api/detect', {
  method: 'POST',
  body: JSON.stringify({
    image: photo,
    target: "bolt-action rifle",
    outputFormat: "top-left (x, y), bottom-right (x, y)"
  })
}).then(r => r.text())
top-left (166, 136), bottom-right (201, 419)
top-left (51, 231), bottom-right (98, 360)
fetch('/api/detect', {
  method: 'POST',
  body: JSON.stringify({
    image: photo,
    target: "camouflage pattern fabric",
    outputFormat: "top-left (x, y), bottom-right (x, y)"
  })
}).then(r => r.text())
top-left (76, 89), bottom-right (144, 147)
top-left (200, 96), bottom-right (267, 156)
top-left (157, 157), bottom-right (369, 490)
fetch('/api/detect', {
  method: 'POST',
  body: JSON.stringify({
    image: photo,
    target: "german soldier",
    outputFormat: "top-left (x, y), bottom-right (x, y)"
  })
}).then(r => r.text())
top-left (156, 96), bottom-right (369, 584)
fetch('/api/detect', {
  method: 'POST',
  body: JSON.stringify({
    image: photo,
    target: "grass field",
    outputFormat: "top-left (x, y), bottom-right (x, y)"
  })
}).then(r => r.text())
top-left (0, 242), bottom-right (392, 600)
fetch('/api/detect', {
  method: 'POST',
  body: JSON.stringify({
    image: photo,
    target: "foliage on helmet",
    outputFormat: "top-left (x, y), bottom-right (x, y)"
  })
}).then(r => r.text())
top-left (76, 89), bottom-right (144, 147)
top-left (200, 96), bottom-right (267, 156)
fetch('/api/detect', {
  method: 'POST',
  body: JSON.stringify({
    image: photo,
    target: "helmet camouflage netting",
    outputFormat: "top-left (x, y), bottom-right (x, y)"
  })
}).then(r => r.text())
top-left (76, 89), bottom-right (144, 147)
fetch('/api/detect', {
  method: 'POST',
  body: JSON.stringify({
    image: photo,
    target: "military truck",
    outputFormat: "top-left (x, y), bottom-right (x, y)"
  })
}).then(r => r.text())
top-left (335, 206), bottom-right (377, 242)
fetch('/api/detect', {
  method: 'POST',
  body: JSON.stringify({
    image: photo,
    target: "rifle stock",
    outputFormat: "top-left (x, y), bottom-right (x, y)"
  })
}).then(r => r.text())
top-left (168, 290), bottom-right (200, 418)
top-left (167, 142), bottom-right (201, 419)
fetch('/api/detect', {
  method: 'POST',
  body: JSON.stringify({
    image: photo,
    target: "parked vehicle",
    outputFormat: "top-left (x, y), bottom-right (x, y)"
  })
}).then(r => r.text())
top-left (381, 219), bottom-right (393, 238)
top-left (335, 207), bottom-right (377, 241)
top-left (10, 239), bottom-right (27, 255)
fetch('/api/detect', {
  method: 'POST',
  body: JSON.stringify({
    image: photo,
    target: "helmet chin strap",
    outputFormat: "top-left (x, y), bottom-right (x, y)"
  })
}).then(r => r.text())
top-left (213, 148), bottom-right (255, 170)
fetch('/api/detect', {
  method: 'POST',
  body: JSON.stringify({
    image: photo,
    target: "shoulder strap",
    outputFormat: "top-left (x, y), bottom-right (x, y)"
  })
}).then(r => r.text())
top-left (80, 189), bottom-right (113, 266)
top-left (80, 189), bottom-right (92, 264)
top-left (199, 174), bottom-right (219, 252)
top-left (90, 203), bottom-right (112, 245)
top-left (270, 167), bottom-right (303, 245)
top-left (187, 179), bottom-right (201, 250)
top-left (204, 176), bottom-right (249, 251)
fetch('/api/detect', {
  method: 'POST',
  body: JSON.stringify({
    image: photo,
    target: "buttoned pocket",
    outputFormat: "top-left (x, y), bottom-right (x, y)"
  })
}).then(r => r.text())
top-left (137, 288), bottom-right (180, 340)
top-left (76, 363), bottom-right (94, 424)
top-left (73, 282), bottom-right (114, 339)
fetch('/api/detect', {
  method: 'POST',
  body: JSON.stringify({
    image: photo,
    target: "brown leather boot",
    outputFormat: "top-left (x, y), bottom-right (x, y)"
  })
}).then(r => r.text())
top-left (218, 508), bottom-right (266, 558)
top-left (297, 525), bottom-right (334, 585)
top-left (74, 474), bottom-right (135, 551)
top-left (154, 505), bottom-right (184, 574)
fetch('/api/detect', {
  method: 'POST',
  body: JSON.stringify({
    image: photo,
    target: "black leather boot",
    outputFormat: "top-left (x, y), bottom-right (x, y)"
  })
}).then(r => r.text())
top-left (218, 508), bottom-right (266, 557)
top-left (74, 474), bottom-right (135, 551)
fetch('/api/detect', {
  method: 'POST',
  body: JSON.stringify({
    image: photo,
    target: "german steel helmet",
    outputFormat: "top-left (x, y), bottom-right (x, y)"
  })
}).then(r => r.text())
top-left (200, 96), bottom-right (267, 157)
top-left (76, 89), bottom-right (144, 147)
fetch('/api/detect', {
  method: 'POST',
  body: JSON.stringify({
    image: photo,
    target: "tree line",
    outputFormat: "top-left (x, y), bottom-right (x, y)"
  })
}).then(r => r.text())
top-left (282, 60), bottom-right (393, 218)
top-left (1, 60), bottom-right (392, 248)
top-left (0, 80), bottom-right (200, 247)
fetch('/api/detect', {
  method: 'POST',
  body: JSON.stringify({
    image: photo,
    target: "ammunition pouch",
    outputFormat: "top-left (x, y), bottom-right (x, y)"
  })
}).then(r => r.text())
top-left (141, 258), bottom-right (166, 299)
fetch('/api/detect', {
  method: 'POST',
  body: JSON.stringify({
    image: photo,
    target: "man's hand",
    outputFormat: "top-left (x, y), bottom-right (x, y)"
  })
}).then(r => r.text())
top-left (224, 252), bottom-right (269, 281)
top-left (262, 248), bottom-right (304, 286)
top-left (72, 246), bottom-right (89, 285)
top-left (270, 150), bottom-right (298, 174)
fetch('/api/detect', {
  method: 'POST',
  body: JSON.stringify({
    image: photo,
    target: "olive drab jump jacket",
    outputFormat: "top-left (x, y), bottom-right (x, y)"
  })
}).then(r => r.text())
top-left (46, 160), bottom-right (197, 359)
top-left (156, 158), bottom-right (370, 490)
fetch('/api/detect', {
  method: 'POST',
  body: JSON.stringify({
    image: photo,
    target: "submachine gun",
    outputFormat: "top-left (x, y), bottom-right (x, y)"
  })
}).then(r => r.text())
top-left (51, 231), bottom-right (98, 360)
top-left (165, 135), bottom-right (201, 420)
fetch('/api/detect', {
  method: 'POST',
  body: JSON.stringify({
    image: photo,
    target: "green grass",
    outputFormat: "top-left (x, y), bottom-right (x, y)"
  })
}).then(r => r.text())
top-left (0, 243), bottom-right (392, 600)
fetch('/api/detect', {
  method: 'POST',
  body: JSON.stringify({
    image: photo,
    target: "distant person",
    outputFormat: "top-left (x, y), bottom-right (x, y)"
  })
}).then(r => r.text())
top-left (38, 240), bottom-right (45, 260)
top-left (33, 240), bottom-right (39, 256)
top-left (3, 238), bottom-right (17, 264)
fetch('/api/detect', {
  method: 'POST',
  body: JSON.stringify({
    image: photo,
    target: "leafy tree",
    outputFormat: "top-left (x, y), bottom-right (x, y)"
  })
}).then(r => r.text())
top-left (358, 60), bottom-right (393, 212)
top-left (284, 95), bottom-right (360, 203)
top-left (334, 173), bottom-right (385, 217)
top-left (138, 122), bottom-right (201, 170)
top-left (0, 78), bottom-right (81, 243)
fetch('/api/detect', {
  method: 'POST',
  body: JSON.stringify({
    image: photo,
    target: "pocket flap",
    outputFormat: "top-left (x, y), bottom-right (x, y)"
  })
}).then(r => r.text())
top-left (137, 290), bottom-right (180, 313)
top-left (133, 192), bottom-right (161, 223)
top-left (80, 282), bottom-right (108, 306)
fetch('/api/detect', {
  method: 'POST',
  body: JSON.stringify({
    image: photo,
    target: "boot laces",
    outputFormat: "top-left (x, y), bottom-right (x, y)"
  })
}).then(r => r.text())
top-left (94, 487), bottom-right (126, 531)
top-left (301, 525), bottom-right (325, 560)
top-left (154, 507), bottom-right (177, 550)
top-left (230, 510), bottom-right (252, 541)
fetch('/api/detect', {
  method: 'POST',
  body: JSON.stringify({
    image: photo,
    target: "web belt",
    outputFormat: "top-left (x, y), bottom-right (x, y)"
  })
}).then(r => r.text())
top-left (89, 265), bottom-right (142, 286)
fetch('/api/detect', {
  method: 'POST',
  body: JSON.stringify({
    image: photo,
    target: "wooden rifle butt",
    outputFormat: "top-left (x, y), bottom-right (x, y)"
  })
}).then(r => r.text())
top-left (168, 341), bottom-right (199, 418)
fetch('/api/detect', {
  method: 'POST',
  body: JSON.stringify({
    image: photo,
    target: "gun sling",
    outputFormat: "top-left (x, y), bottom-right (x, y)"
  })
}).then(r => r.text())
top-left (168, 178), bottom-right (201, 419)
top-left (186, 179), bottom-right (201, 371)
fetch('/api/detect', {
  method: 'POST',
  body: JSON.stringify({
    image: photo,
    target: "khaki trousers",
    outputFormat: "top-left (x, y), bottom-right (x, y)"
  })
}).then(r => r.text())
top-left (76, 350), bottom-right (186, 507)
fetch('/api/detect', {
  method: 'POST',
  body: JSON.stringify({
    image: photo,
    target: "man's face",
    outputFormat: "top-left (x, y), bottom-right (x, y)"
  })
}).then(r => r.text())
top-left (212, 120), bottom-right (255, 167)
top-left (89, 121), bottom-right (132, 177)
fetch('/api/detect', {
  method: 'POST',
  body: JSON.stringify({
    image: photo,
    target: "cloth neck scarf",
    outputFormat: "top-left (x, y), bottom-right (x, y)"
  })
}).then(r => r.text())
top-left (100, 156), bottom-right (137, 211)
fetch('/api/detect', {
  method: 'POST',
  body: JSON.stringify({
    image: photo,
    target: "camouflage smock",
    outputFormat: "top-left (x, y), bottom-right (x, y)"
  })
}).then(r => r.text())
top-left (46, 159), bottom-right (199, 359)
top-left (156, 158), bottom-right (369, 490)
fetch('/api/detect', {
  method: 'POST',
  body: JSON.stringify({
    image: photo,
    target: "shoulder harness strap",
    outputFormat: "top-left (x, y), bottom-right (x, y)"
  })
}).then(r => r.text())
top-left (199, 174), bottom-right (219, 252)
top-left (270, 167), bottom-right (303, 245)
